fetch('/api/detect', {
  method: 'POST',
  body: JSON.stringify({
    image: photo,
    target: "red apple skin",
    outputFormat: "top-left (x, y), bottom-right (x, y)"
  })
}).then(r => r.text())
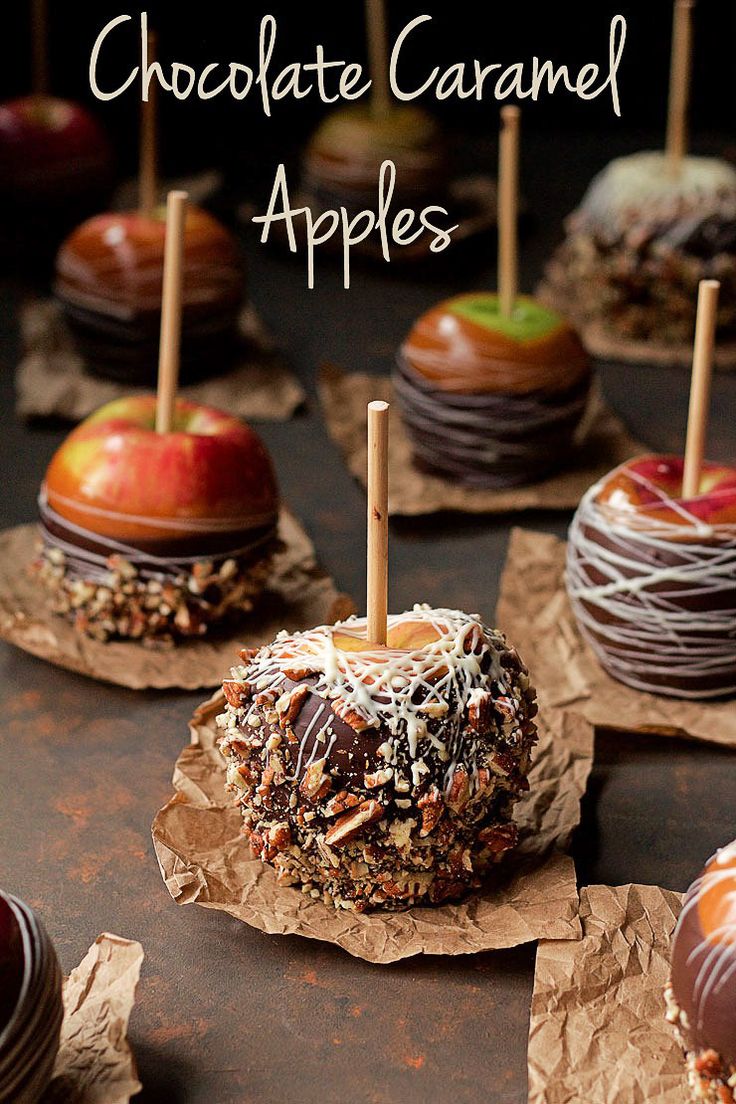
top-left (0, 96), bottom-right (112, 198)
top-left (596, 455), bottom-right (736, 528)
top-left (45, 396), bottom-right (279, 544)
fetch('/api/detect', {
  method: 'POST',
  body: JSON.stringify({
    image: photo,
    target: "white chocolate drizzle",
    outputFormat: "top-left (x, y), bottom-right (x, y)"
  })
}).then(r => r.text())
top-left (567, 469), bottom-right (736, 700)
top-left (226, 606), bottom-right (517, 790)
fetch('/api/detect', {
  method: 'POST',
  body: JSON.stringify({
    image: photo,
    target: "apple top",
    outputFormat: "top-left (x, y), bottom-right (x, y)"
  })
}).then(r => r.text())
top-left (593, 455), bottom-right (736, 532)
top-left (43, 395), bottom-right (279, 546)
top-left (401, 293), bottom-right (590, 396)
top-left (54, 205), bottom-right (243, 320)
top-left (574, 151), bottom-right (736, 242)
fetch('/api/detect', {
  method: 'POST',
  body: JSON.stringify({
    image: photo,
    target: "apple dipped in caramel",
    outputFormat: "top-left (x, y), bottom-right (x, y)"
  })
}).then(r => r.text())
top-left (54, 204), bottom-right (244, 385)
top-left (302, 104), bottom-right (449, 221)
top-left (35, 395), bottom-right (280, 644)
top-left (395, 292), bottom-right (592, 488)
top-left (566, 455), bottom-right (736, 699)
top-left (666, 840), bottom-right (736, 1103)
top-left (217, 606), bottom-right (537, 911)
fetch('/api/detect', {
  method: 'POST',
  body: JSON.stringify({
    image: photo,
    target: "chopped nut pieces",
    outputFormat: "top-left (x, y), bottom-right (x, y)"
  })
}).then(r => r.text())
top-left (665, 984), bottom-right (736, 1104)
top-left (34, 538), bottom-right (278, 645)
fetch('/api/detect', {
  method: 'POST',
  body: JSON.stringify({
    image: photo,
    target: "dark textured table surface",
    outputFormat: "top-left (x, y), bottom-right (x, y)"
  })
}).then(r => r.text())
top-left (1, 130), bottom-right (735, 1104)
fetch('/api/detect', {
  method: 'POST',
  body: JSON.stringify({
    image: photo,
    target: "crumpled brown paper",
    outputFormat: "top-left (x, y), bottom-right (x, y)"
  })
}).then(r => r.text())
top-left (497, 528), bottom-right (736, 747)
top-left (318, 366), bottom-right (643, 516)
top-left (0, 511), bottom-right (354, 691)
top-left (538, 268), bottom-right (736, 371)
top-left (151, 695), bottom-right (593, 963)
top-left (43, 933), bottom-right (143, 1104)
top-left (528, 884), bottom-right (687, 1104)
top-left (16, 300), bottom-right (305, 422)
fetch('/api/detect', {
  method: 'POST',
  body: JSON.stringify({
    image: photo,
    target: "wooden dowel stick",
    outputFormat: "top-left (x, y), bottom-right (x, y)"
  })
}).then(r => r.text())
top-left (365, 0), bottom-right (391, 119)
top-left (666, 0), bottom-right (695, 174)
top-left (139, 30), bottom-right (158, 217)
top-left (498, 106), bottom-right (521, 319)
top-left (31, 0), bottom-right (48, 100)
top-left (156, 191), bottom-right (188, 435)
top-left (367, 401), bottom-right (389, 645)
top-left (683, 279), bottom-right (720, 498)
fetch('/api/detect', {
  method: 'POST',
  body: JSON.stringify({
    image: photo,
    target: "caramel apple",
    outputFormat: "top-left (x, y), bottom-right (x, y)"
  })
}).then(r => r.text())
top-left (566, 455), bottom-right (736, 699)
top-left (0, 891), bottom-right (62, 1103)
top-left (302, 104), bottom-right (448, 219)
top-left (54, 205), bottom-right (244, 385)
top-left (0, 96), bottom-right (112, 253)
top-left (35, 395), bottom-right (281, 644)
top-left (394, 292), bottom-right (592, 487)
top-left (542, 152), bottom-right (736, 349)
top-left (666, 840), bottom-right (736, 1103)
top-left (217, 605), bottom-right (537, 911)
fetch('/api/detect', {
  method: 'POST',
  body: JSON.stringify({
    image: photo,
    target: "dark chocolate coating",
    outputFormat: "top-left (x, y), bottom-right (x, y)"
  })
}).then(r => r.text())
top-left (567, 513), bottom-right (736, 698)
top-left (38, 497), bottom-right (277, 583)
top-left (671, 847), bottom-right (736, 1065)
top-left (393, 354), bottom-right (591, 489)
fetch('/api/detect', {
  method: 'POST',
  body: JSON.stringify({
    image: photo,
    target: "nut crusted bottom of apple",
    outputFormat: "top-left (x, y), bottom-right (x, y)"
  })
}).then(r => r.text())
top-left (665, 984), bottom-right (736, 1103)
top-left (544, 232), bottom-right (736, 346)
top-left (240, 797), bottom-right (519, 911)
top-left (34, 541), bottom-right (279, 646)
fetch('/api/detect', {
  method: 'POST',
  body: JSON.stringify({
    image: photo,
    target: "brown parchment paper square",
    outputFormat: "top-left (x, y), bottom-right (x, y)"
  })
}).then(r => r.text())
top-left (317, 366), bottom-right (644, 517)
top-left (0, 511), bottom-right (354, 691)
top-left (497, 528), bottom-right (736, 747)
top-left (528, 884), bottom-right (686, 1104)
top-left (538, 267), bottom-right (736, 372)
top-left (16, 300), bottom-right (305, 422)
top-left (44, 932), bottom-right (143, 1104)
top-left (151, 697), bottom-right (593, 964)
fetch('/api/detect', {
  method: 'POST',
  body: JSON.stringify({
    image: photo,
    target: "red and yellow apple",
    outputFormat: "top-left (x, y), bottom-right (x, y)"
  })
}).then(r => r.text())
top-left (596, 455), bottom-right (736, 528)
top-left (0, 95), bottom-right (111, 199)
top-left (0, 896), bottom-right (23, 1034)
top-left (44, 396), bottom-right (279, 545)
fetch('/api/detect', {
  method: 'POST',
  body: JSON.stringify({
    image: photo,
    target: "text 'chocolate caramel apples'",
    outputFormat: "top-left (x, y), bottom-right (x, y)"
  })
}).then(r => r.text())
top-left (217, 606), bottom-right (537, 911)
top-left (566, 455), bottom-right (736, 699)
top-left (54, 205), bottom-right (244, 385)
top-left (666, 840), bottom-right (736, 1104)
top-left (34, 395), bottom-right (280, 644)
top-left (396, 293), bottom-right (592, 488)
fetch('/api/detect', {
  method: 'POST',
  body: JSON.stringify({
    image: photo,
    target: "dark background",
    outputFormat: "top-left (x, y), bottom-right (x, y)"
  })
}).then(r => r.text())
top-left (4, 1), bottom-right (736, 181)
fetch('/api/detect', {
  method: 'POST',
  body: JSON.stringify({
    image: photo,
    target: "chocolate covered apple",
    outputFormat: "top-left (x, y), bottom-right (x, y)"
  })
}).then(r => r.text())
top-left (566, 455), bottom-right (736, 699)
top-left (302, 104), bottom-right (448, 220)
top-left (0, 890), bottom-right (62, 1103)
top-left (217, 605), bottom-right (537, 911)
top-left (542, 152), bottom-right (736, 348)
top-left (34, 395), bottom-right (280, 644)
top-left (54, 205), bottom-right (244, 385)
top-left (666, 839), bottom-right (736, 1103)
top-left (0, 96), bottom-right (112, 248)
top-left (395, 293), bottom-right (592, 487)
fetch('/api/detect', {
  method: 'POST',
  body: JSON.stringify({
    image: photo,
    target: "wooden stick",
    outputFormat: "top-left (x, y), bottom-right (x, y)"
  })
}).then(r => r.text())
top-left (365, 0), bottom-right (391, 119)
top-left (367, 401), bottom-right (389, 645)
top-left (666, 0), bottom-right (695, 174)
top-left (498, 106), bottom-right (521, 319)
top-left (139, 30), bottom-right (158, 217)
top-left (683, 279), bottom-right (720, 497)
top-left (31, 0), bottom-right (48, 100)
top-left (156, 191), bottom-right (188, 435)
